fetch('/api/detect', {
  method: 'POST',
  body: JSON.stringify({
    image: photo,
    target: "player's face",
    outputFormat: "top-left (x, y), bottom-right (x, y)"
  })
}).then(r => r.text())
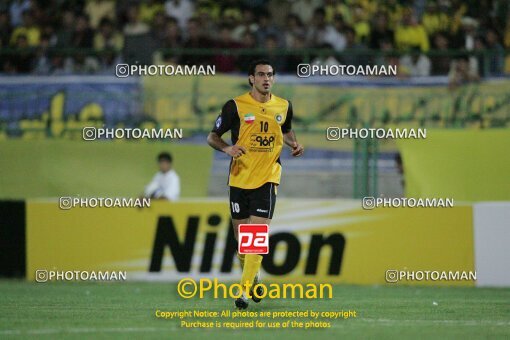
top-left (159, 160), bottom-right (171, 173)
top-left (250, 64), bottom-right (274, 94)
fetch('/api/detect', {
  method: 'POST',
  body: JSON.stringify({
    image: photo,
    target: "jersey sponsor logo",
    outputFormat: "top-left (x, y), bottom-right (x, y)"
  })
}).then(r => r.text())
top-left (275, 113), bottom-right (283, 123)
top-left (215, 116), bottom-right (222, 128)
top-left (256, 209), bottom-right (268, 213)
top-left (249, 133), bottom-right (275, 152)
top-left (244, 113), bottom-right (255, 124)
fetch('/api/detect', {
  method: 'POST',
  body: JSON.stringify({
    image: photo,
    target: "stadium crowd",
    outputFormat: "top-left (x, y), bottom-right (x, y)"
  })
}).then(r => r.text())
top-left (0, 0), bottom-right (509, 76)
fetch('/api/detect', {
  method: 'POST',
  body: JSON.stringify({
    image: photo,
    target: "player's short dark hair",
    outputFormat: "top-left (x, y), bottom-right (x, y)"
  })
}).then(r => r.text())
top-left (158, 152), bottom-right (172, 163)
top-left (248, 59), bottom-right (275, 86)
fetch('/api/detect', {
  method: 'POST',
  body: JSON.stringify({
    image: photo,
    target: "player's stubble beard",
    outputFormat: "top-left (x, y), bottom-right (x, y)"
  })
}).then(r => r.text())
top-left (253, 82), bottom-right (271, 97)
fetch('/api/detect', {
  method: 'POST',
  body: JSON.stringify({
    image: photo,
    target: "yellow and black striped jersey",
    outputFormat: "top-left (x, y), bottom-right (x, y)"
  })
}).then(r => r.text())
top-left (212, 92), bottom-right (293, 189)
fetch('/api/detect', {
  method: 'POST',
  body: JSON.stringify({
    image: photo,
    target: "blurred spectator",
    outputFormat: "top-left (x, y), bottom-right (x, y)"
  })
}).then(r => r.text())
top-left (384, 51), bottom-right (403, 78)
top-left (504, 14), bottom-right (510, 49)
top-left (453, 16), bottom-right (478, 50)
top-left (286, 32), bottom-right (307, 71)
top-left (448, 55), bottom-right (479, 90)
top-left (267, 0), bottom-right (288, 24)
top-left (311, 43), bottom-right (340, 66)
top-left (369, 12), bottom-right (394, 50)
top-left (140, 0), bottom-right (164, 24)
top-left (71, 52), bottom-right (100, 74)
top-left (29, 1), bottom-right (46, 28)
top-left (263, 34), bottom-right (286, 72)
top-left (144, 152), bottom-right (180, 201)
top-left (351, 4), bottom-right (370, 44)
top-left (473, 34), bottom-right (486, 75)
top-left (242, 0), bottom-right (268, 11)
top-left (453, 17), bottom-right (481, 77)
top-left (237, 31), bottom-right (261, 72)
top-left (324, 0), bottom-right (351, 24)
top-left (231, 7), bottom-right (258, 42)
top-left (10, 9), bottom-right (40, 46)
top-left (84, 0), bottom-right (116, 29)
top-left (55, 9), bottom-right (75, 47)
top-left (164, 0), bottom-right (194, 31)
top-left (181, 17), bottom-right (212, 65)
top-left (255, 9), bottom-right (282, 47)
top-left (341, 26), bottom-right (369, 66)
top-left (374, 39), bottom-right (404, 78)
top-left (291, 0), bottom-right (322, 25)
top-left (196, 7), bottom-right (217, 36)
top-left (12, 34), bottom-right (34, 73)
top-left (283, 14), bottom-right (305, 48)
top-left (40, 24), bottom-right (57, 47)
top-left (394, 8), bottom-right (429, 52)
top-left (221, 8), bottom-right (242, 30)
top-left (150, 10), bottom-right (168, 42)
top-left (49, 51), bottom-right (73, 75)
top-left (97, 49), bottom-right (122, 74)
top-left (153, 17), bottom-right (182, 65)
top-left (307, 8), bottom-right (346, 51)
top-left (9, 0), bottom-right (31, 27)
top-left (449, 0), bottom-right (468, 35)
top-left (421, 1), bottom-right (449, 35)
top-left (196, 1), bottom-right (221, 23)
top-left (505, 14), bottom-right (510, 74)
top-left (0, 10), bottom-right (12, 47)
top-left (332, 14), bottom-right (347, 37)
top-left (0, 0), bottom-right (508, 76)
top-left (157, 16), bottom-right (181, 49)
top-left (213, 25), bottom-right (242, 73)
top-left (400, 47), bottom-right (431, 76)
top-left (123, 4), bottom-right (150, 36)
top-left (485, 28), bottom-right (504, 75)
top-left (380, 0), bottom-right (405, 29)
top-left (33, 33), bottom-right (51, 74)
top-left (430, 31), bottom-right (452, 75)
top-left (94, 18), bottom-right (124, 51)
top-left (71, 14), bottom-right (93, 48)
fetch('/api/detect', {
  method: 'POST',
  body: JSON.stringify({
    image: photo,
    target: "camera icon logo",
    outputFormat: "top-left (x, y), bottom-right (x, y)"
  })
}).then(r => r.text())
top-left (115, 64), bottom-right (130, 78)
top-left (59, 197), bottom-right (73, 210)
top-left (326, 127), bottom-right (341, 141)
top-left (297, 64), bottom-right (311, 78)
top-left (362, 197), bottom-right (376, 210)
top-left (385, 270), bottom-right (398, 283)
top-left (36, 270), bottom-right (48, 283)
top-left (82, 127), bottom-right (96, 141)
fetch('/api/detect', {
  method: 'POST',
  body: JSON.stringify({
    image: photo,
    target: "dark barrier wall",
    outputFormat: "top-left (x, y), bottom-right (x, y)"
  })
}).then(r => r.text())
top-left (0, 201), bottom-right (25, 278)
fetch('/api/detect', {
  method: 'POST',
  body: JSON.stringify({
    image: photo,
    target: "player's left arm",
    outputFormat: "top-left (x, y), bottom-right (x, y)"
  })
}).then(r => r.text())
top-left (282, 100), bottom-right (304, 157)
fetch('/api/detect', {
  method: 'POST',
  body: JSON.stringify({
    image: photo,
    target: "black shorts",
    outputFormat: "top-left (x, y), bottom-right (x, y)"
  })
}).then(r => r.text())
top-left (229, 182), bottom-right (277, 220)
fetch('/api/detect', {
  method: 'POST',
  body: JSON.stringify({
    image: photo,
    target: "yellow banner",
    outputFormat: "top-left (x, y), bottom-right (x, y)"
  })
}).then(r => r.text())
top-left (26, 199), bottom-right (474, 286)
top-left (397, 129), bottom-right (510, 201)
top-left (0, 140), bottom-right (213, 199)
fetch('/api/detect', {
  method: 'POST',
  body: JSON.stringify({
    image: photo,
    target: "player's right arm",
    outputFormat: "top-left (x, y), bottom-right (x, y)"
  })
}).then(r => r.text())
top-left (207, 100), bottom-right (246, 158)
top-left (144, 173), bottom-right (160, 198)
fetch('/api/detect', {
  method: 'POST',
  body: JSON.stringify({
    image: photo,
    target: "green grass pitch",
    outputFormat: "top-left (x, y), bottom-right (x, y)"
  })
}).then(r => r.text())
top-left (1, 281), bottom-right (509, 339)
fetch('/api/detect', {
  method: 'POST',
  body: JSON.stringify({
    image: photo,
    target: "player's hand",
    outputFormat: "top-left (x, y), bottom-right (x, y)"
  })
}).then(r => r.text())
top-left (223, 145), bottom-right (246, 158)
top-left (290, 142), bottom-right (304, 157)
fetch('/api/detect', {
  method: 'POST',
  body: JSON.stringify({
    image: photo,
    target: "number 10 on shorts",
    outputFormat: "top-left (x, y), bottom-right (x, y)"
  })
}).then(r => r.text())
top-left (238, 224), bottom-right (269, 254)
